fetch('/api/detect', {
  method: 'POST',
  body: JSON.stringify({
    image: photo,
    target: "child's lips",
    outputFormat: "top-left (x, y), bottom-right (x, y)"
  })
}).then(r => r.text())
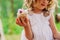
top-left (41, 4), bottom-right (45, 6)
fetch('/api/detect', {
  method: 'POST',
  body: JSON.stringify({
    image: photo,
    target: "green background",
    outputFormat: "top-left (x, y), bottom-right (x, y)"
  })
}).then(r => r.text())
top-left (0, 0), bottom-right (60, 40)
top-left (0, 0), bottom-right (60, 35)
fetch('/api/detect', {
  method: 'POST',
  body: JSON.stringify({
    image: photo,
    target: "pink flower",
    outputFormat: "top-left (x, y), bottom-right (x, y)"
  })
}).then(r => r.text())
top-left (18, 9), bottom-right (24, 14)
top-left (17, 9), bottom-right (25, 17)
top-left (20, 10), bottom-right (22, 13)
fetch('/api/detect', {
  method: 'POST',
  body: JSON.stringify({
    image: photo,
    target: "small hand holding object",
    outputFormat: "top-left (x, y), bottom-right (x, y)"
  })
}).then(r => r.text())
top-left (16, 9), bottom-right (30, 27)
top-left (54, 32), bottom-right (60, 40)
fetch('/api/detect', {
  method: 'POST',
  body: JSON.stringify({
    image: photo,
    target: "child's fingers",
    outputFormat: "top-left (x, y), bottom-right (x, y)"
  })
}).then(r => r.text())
top-left (54, 33), bottom-right (60, 40)
top-left (20, 17), bottom-right (26, 26)
top-left (16, 18), bottom-right (19, 24)
top-left (54, 39), bottom-right (59, 40)
top-left (16, 18), bottom-right (23, 26)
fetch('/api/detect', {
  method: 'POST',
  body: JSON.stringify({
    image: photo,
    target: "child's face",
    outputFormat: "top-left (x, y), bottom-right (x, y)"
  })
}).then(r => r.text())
top-left (33, 0), bottom-right (49, 10)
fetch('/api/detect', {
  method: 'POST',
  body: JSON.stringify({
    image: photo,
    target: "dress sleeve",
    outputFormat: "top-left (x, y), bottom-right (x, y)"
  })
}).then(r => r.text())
top-left (48, 4), bottom-right (56, 19)
top-left (49, 4), bottom-right (56, 15)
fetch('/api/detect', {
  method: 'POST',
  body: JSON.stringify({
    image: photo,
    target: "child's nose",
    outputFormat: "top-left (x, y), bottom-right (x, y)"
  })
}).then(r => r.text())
top-left (43, 1), bottom-right (47, 4)
top-left (43, 0), bottom-right (48, 3)
top-left (43, 0), bottom-right (47, 3)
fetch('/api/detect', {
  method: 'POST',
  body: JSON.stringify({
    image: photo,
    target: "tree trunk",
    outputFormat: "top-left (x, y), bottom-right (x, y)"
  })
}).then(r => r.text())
top-left (10, 0), bottom-right (14, 13)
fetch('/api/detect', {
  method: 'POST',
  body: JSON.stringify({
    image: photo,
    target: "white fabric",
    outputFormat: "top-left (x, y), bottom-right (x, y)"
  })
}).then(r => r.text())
top-left (18, 9), bottom-right (55, 40)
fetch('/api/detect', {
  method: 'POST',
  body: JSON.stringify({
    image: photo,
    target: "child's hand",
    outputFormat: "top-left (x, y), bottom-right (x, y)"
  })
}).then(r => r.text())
top-left (54, 32), bottom-right (60, 40)
top-left (54, 39), bottom-right (60, 40)
top-left (16, 9), bottom-right (30, 27)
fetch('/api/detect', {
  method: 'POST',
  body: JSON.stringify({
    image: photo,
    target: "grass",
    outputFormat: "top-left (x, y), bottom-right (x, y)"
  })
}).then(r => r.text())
top-left (56, 23), bottom-right (60, 32)
top-left (5, 34), bottom-right (21, 40)
top-left (1, 17), bottom-right (23, 34)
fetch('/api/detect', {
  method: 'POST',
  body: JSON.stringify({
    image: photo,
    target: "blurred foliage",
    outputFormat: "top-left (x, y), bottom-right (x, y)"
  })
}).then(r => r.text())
top-left (0, 0), bottom-right (24, 34)
top-left (0, 0), bottom-right (60, 35)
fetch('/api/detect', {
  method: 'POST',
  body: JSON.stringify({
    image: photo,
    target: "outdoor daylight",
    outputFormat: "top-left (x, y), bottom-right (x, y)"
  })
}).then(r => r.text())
top-left (0, 0), bottom-right (60, 40)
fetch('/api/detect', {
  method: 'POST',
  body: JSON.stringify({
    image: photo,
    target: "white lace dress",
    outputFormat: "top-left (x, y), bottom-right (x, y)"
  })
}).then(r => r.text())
top-left (16, 4), bottom-right (56, 40)
top-left (20, 9), bottom-right (55, 40)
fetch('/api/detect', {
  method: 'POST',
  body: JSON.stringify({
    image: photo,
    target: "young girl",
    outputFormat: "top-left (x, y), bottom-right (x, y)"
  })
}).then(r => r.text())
top-left (16, 0), bottom-right (60, 40)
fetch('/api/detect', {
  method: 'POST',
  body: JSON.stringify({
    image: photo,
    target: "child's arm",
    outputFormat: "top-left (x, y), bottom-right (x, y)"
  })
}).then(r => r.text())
top-left (16, 16), bottom-right (34, 40)
top-left (49, 14), bottom-right (57, 35)
top-left (24, 22), bottom-right (34, 40)
top-left (49, 14), bottom-right (60, 39)
top-left (16, 9), bottom-right (34, 40)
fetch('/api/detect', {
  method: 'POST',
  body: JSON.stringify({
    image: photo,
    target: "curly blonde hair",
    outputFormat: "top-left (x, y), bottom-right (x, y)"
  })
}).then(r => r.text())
top-left (23, 0), bottom-right (57, 17)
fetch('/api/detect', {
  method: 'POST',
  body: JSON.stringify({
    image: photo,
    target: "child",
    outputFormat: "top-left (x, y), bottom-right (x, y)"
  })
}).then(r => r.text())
top-left (16, 0), bottom-right (60, 40)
